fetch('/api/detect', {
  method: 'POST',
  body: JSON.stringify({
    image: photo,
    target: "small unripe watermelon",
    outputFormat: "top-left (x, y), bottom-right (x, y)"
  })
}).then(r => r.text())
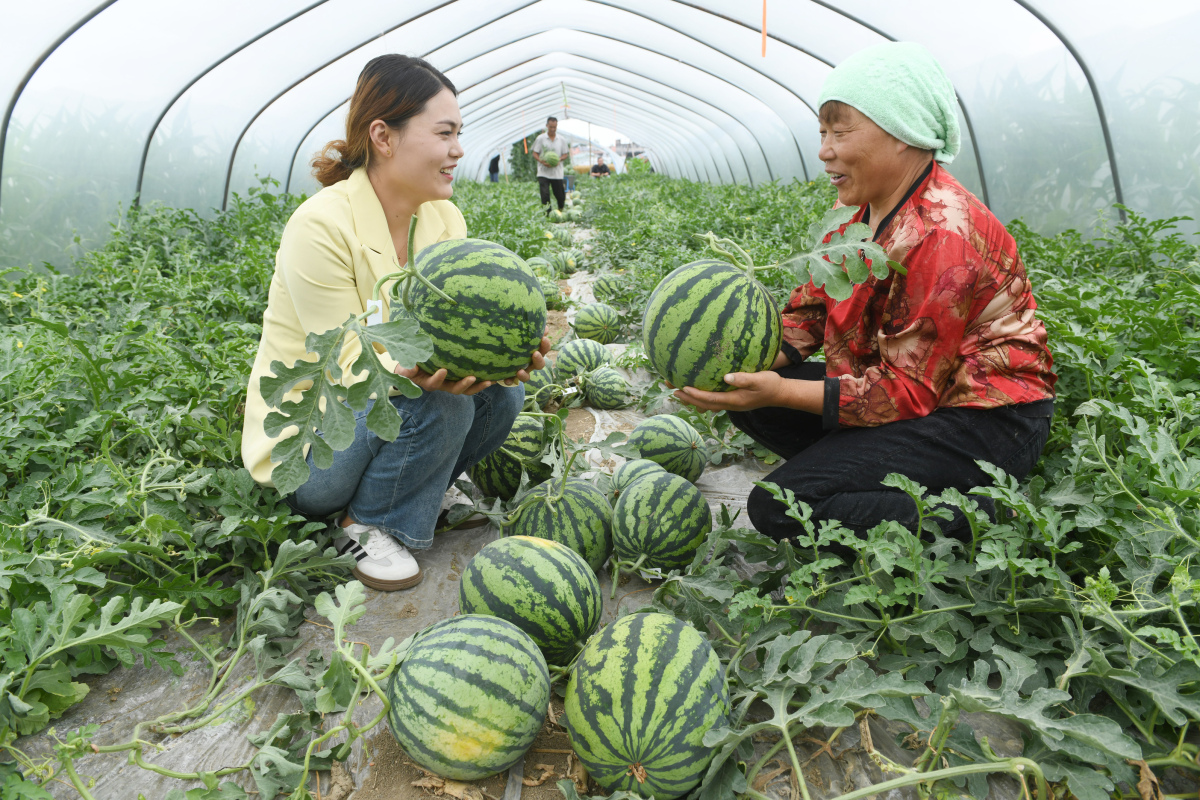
top-left (627, 415), bottom-right (708, 483)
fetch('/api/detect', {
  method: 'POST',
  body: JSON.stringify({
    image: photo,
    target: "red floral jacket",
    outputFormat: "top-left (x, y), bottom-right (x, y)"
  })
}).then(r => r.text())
top-left (781, 162), bottom-right (1056, 428)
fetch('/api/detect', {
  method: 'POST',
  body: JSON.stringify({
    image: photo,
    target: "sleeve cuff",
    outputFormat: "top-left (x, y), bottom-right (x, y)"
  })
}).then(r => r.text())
top-left (779, 340), bottom-right (804, 365)
top-left (822, 377), bottom-right (841, 430)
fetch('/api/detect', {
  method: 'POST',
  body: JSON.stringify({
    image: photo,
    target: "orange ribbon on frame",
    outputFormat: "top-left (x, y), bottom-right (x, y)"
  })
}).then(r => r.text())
top-left (761, 0), bottom-right (767, 57)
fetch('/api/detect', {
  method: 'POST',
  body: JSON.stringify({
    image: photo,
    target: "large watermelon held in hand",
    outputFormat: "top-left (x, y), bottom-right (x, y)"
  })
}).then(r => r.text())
top-left (459, 536), bottom-right (602, 665)
top-left (387, 615), bottom-right (549, 780)
top-left (470, 414), bottom-right (549, 500)
top-left (565, 613), bottom-right (729, 799)
top-left (542, 150), bottom-right (561, 168)
top-left (642, 258), bottom-right (781, 392)
top-left (573, 302), bottom-right (621, 344)
top-left (507, 477), bottom-right (612, 573)
top-left (406, 239), bottom-right (546, 381)
top-left (556, 338), bottom-right (613, 381)
top-left (627, 415), bottom-right (708, 483)
top-left (612, 471), bottom-right (713, 572)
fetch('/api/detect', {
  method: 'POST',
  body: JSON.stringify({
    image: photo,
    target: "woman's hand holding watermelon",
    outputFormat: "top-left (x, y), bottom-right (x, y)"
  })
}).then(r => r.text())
top-left (394, 364), bottom-right (495, 395)
top-left (513, 334), bottom-right (552, 384)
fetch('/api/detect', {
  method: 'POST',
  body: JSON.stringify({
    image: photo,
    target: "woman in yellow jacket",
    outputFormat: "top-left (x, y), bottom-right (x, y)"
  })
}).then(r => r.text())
top-left (242, 55), bottom-right (545, 591)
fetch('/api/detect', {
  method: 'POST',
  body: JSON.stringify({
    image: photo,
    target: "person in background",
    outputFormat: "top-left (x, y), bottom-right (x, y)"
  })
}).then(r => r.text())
top-left (241, 55), bottom-right (548, 592)
top-left (590, 155), bottom-right (611, 178)
top-left (488, 153), bottom-right (500, 183)
top-left (532, 116), bottom-right (569, 215)
top-left (673, 42), bottom-right (1056, 546)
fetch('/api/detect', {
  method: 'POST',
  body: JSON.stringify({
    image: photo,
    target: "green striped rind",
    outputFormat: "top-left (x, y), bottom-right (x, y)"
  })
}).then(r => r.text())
top-left (642, 260), bottom-right (782, 392)
top-left (582, 366), bottom-right (629, 410)
top-left (386, 615), bottom-right (550, 780)
top-left (612, 472), bottom-right (713, 571)
top-left (459, 536), bottom-right (602, 665)
top-left (627, 415), bottom-right (708, 484)
top-left (573, 303), bottom-right (621, 345)
top-left (508, 478), bottom-right (613, 573)
top-left (556, 338), bottom-right (613, 381)
top-left (543, 151), bottom-right (560, 168)
top-left (592, 273), bottom-right (624, 304)
top-left (471, 415), bottom-right (550, 500)
top-left (524, 360), bottom-right (559, 409)
top-left (408, 239), bottom-right (547, 381)
top-left (609, 459), bottom-right (667, 503)
top-left (565, 613), bottom-right (729, 799)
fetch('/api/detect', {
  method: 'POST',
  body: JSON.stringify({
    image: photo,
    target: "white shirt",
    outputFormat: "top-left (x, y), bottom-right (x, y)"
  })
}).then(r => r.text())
top-left (532, 133), bottom-right (569, 180)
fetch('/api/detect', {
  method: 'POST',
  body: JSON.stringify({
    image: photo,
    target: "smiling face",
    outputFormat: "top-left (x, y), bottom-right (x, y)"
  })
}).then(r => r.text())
top-left (818, 103), bottom-right (914, 211)
top-left (370, 87), bottom-right (463, 204)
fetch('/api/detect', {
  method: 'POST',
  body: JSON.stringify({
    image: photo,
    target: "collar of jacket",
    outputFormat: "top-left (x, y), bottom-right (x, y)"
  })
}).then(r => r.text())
top-left (346, 166), bottom-right (448, 263)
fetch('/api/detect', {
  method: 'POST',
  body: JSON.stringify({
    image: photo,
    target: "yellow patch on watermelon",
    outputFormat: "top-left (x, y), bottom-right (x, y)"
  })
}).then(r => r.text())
top-left (430, 718), bottom-right (507, 762)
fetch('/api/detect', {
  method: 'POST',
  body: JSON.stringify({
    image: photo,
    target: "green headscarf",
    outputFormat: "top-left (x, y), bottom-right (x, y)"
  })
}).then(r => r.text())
top-left (818, 42), bottom-right (961, 164)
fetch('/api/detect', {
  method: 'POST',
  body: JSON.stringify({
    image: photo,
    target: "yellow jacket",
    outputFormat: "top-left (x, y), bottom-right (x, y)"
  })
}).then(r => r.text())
top-left (242, 167), bottom-right (466, 487)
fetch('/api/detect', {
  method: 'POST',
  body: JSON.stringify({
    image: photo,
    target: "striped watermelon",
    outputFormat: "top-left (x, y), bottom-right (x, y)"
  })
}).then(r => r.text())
top-left (592, 272), bottom-right (624, 304)
top-left (612, 471), bottom-right (713, 572)
top-left (524, 359), bottom-right (560, 409)
top-left (459, 536), bottom-right (602, 665)
top-left (581, 366), bottom-right (629, 410)
top-left (539, 276), bottom-right (565, 310)
top-left (386, 615), bottom-right (549, 780)
top-left (471, 414), bottom-right (549, 500)
top-left (406, 239), bottom-right (547, 381)
top-left (543, 150), bottom-right (561, 168)
top-left (573, 303), bottom-right (621, 345)
top-left (565, 613), bottom-right (729, 799)
top-left (627, 415), bottom-right (708, 483)
top-left (609, 458), bottom-right (666, 503)
top-left (556, 338), bottom-right (613, 381)
top-left (507, 478), bottom-right (612, 573)
top-left (642, 259), bottom-right (781, 392)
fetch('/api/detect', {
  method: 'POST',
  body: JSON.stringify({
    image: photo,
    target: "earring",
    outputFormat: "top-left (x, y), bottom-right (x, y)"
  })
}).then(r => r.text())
top-left (384, 150), bottom-right (391, 157)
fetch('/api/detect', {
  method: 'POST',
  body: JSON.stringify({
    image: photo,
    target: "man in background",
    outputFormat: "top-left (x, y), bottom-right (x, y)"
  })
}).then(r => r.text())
top-left (532, 117), bottom-right (569, 215)
top-left (488, 154), bottom-right (500, 183)
top-left (590, 155), bottom-right (611, 178)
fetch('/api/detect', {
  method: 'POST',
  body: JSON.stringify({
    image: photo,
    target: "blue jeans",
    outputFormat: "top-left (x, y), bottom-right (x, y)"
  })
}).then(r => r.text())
top-left (286, 383), bottom-right (524, 549)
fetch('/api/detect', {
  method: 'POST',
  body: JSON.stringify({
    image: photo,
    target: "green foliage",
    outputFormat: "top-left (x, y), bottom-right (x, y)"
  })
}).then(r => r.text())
top-left (509, 132), bottom-right (542, 183)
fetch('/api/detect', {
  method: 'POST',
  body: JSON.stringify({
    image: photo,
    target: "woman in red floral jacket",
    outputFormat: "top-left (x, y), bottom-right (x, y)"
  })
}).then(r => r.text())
top-left (674, 43), bottom-right (1056, 542)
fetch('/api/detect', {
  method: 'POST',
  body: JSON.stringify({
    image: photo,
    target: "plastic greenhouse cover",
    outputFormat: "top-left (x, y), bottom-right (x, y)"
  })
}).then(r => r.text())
top-left (2, 0), bottom-right (1199, 272)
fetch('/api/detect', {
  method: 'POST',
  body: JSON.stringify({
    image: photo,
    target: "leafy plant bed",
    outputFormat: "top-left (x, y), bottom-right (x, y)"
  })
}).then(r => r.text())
top-left (2, 175), bottom-right (1199, 800)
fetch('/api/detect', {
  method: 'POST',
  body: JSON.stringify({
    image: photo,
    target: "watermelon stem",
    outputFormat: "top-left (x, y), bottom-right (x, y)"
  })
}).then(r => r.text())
top-left (608, 553), bottom-right (648, 600)
top-left (696, 231), bottom-right (756, 273)
top-left (365, 215), bottom-right (458, 311)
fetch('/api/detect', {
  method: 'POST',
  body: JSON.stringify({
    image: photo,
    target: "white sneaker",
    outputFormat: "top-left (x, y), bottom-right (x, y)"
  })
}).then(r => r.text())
top-left (334, 523), bottom-right (423, 591)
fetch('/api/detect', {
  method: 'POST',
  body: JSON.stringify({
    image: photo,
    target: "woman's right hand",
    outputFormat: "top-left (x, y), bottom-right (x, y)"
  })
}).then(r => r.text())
top-left (394, 364), bottom-right (493, 396)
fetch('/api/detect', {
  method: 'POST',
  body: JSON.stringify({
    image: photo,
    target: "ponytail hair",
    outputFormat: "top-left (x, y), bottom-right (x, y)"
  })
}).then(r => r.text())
top-left (312, 55), bottom-right (457, 187)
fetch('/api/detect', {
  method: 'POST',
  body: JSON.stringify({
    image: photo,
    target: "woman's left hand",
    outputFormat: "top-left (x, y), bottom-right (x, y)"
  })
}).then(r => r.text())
top-left (673, 371), bottom-right (786, 412)
top-left (395, 365), bottom-right (494, 396)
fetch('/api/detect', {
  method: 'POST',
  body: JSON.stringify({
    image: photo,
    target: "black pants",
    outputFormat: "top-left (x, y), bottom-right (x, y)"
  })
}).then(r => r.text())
top-left (728, 362), bottom-right (1053, 541)
top-left (538, 177), bottom-right (565, 212)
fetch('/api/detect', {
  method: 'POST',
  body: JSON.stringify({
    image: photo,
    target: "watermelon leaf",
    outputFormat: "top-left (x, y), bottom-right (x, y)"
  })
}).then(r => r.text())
top-left (261, 316), bottom-right (431, 495)
top-left (779, 205), bottom-right (906, 301)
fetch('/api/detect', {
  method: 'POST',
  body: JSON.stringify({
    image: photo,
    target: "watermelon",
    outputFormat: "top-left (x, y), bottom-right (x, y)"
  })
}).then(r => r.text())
top-left (627, 415), bottom-right (708, 483)
top-left (642, 259), bottom-right (781, 392)
top-left (592, 272), bottom-right (624, 304)
top-left (459, 536), bottom-right (602, 665)
top-left (570, 190), bottom-right (582, 200)
top-left (386, 615), bottom-right (549, 780)
top-left (507, 478), bottom-right (612, 573)
top-left (609, 458), bottom-right (667, 503)
top-left (552, 226), bottom-right (573, 247)
top-left (539, 276), bottom-right (565, 310)
top-left (524, 359), bottom-right (560, 409)
top-left (527, 256), bottom-right (554, 278)
top-left (549, 209), bottom-right (566, 223)
top-left (612, 471), bottom-right (712, 572)
top-left (543, 150), bottom-right (561, 168)
top-left (565, 613), bottom-right (729, 799)
top-left (471, 414), bottom-right (549, 500)
top-left (573, 303), bottom-right (620, 345)
top-left (406, 239), bottom-right (546, 381)
top-left (556, 338), bottom-right (613, 381)
top-left (581, 366), bottom-right (629, 410)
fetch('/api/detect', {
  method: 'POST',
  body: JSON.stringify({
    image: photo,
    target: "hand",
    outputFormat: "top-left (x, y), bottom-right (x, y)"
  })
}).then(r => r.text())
top-left (394, 364), bottom-right (493, 396)
top-left (673, 371), bottom-right (786, 412)
top-left (513, 335), bottom-right (553, 384)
